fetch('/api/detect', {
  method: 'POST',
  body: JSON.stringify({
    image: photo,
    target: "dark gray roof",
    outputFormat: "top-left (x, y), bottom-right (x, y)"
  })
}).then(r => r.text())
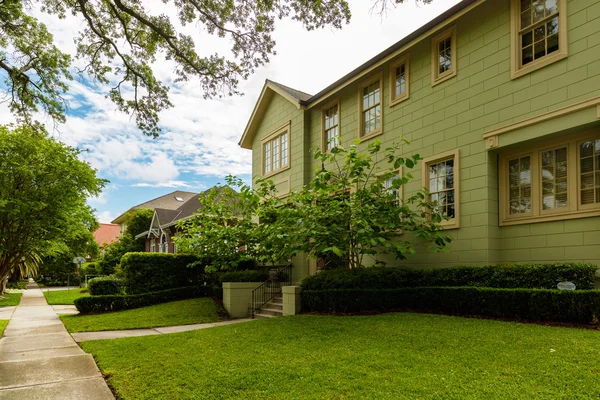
top-left (111, 190), bottom-right (196, 224)
top-left (267, 79), bottom-right (312, 102)
top-left (154, 186), bottom-right (240, 229)
top-left (300, 0), bottom-right (479, 106)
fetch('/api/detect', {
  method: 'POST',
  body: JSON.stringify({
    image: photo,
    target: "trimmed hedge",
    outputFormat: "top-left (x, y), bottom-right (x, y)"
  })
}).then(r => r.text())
top-left (301, 287), bottom-right (600, 324)
top-left (301, 264), bottom-right (598, 291)
top-left (73, 286), bottom-right (218, 314)
top-left (88, 277), bottom-right (123, 295)
top-left (219, 270), bottom-right (268, 283)
top-left (121, 253), bottom-right (205, 294)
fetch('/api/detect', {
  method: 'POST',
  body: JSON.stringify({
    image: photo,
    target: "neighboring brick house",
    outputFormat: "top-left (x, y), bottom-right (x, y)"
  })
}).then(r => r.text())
top-left (111, 190), bottom-right (197, 235)
top-left (239, 0), bottom-right (600, 282)
top-left (93, 223), bottom-right (120, 251)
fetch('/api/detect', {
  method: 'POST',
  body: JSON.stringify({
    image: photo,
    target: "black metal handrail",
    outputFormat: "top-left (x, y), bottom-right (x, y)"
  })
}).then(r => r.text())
top-left (251, 263), bottom-right (292, 319)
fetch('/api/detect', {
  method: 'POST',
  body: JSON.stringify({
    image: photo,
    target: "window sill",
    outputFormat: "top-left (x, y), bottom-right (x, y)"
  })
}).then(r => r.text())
top-left (500, 208), bottom-right (600, 226)
top-left (359, 129), bottom-right (383, 142)
top-left (389, 94), bottom-right (409, 108)
top-left (431, 69), bottom-right (456, 87)
top-left (511, 51), bottom-right (567, 80)
top-left (440, 220), bottom-right (460, 230)
top-left (262, 164), bottom-right (290, 179)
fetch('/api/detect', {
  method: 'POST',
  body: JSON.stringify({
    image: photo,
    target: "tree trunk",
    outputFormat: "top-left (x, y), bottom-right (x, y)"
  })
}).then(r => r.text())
top-left (0, 276), bottom-right (6, 295)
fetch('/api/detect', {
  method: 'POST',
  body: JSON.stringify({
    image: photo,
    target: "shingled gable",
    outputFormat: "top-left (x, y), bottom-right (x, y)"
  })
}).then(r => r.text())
top-left (238, 0), bottom-right (483, 150)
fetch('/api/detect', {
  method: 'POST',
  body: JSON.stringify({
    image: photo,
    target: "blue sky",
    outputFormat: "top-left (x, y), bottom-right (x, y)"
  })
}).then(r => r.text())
top-left (0, 0), bottom-right (460, 223)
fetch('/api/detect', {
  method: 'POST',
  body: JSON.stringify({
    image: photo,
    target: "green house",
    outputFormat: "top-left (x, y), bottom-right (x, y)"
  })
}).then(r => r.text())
top-left (238, 0), bottom-right (600, 282)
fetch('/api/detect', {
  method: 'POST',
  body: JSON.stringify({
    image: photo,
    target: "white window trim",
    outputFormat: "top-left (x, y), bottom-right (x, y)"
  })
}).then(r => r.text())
top-left (421, 149), bottom-right (460, 229)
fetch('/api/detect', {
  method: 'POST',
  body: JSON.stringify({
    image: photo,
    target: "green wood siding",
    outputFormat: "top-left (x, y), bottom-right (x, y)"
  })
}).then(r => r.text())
top-left (250, 0), bottom-right (600, 270)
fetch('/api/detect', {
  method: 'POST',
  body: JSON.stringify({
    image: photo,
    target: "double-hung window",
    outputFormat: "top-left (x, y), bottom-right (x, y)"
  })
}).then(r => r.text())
top-left (358, 74), bottom-right (383, 138)
top-left (422, 150), bottom-right (460, 228)
top-left (322, 101), bottom-right (340, 151)
top-left (262, 123), bottom-right (290, 176)
top-left (499, 133), bottom-right (600, 225)
top-left (511, 0), bottom-right (567, 78)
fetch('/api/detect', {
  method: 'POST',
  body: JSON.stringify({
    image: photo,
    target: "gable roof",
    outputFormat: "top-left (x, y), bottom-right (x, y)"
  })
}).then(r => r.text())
top-left (93, 224), bottom-right (120, 248)
top-left (239, 79), bottom-right (312, 149)
top-left (136, 186), bottom-right (239, 239)
top-left (111, 190), bottom-right (197, 224)
top-left (239, 0), bottom-right (483, 149)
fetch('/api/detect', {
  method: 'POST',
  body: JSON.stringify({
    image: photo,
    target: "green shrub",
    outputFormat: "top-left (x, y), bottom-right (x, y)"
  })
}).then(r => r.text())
top-left (73, 286), bottom-right (216, 313)
top-left (121, 253), bottom-right (205, 294)
top-left (301, 287), bottom-right (600, 324)
top-left (80, 262), bottom-right (99, 277)
top-left (219, 270), bottom-right (268, 283)
top-left (88, 277), bottom-right (123, 295)
top-left (6, 281), bottom-right (28, 290)
top-left (301, 264), bottom-right (598, 291)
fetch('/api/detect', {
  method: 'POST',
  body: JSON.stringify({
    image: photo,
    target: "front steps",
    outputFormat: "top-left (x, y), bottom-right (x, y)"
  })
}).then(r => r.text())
top-left (254, 294), bottom-right (283, 319)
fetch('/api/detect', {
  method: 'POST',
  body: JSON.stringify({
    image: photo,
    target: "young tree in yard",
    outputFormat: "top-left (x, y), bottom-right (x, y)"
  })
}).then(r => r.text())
top-left (1, 0), bottom-right (430, 136)
top-left (174, 179), bottom-right (294, 271)
top-left (288, 139), bottom-right (452, 269)
top-left (0, 124), bottom-right (105, 293)
top-left (178, 139), bottom-right (452, 270)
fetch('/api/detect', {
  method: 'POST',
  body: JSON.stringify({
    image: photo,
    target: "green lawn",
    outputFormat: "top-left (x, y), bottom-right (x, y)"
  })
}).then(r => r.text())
top-left (0, 320), bottom-right (8, 337)
top-left (43, 289), bottom-right (90, 305)
top-left (62, 298), bottom-right (227, 333)
top-left (0, 292), bottom-right (22, 306)
top-left (81, 313), bottom-right (600, 400)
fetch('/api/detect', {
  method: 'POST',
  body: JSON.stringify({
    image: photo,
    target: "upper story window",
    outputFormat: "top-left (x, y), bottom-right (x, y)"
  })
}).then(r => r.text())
top-left (431, 26), bottom-right (457, 86)
top-left (511, 0), bottom-right (567, 79)
top-left (389, 55), bottom-right (409, 107)
top-left (262, 123), bottom-right (290, 177)
top-left (322, 101), bottom-right (340, 151)
top-left (499, 132), bottom-right (600, 225)
top-left (358, 74), bottom-right (383, 139)
top-left (422, 149), bottom-right (460, 229)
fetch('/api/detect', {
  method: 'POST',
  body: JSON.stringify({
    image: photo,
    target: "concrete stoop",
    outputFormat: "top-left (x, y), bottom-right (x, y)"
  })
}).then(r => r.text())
top-left (254, 294), bottom-right (284, 319)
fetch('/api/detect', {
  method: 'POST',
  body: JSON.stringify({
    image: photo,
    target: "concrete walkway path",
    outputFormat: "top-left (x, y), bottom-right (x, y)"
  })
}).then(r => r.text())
top-left (0, 281), bottom-right (114, 399)
top-left (72, 318), bottom-right (253, 342)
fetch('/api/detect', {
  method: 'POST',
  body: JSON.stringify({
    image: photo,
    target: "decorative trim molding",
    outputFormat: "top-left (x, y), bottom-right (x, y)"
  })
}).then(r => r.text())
top-left (483, 97), bottom-right (600, 149)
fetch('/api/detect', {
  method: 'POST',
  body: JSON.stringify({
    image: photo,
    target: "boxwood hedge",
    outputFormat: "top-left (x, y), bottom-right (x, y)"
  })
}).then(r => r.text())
top-left (301, 263), bottom-right (598, 291)
top-left (73, 286), bottom-right (218, 314)
top-left (301, 287), bottom-right (600, 324)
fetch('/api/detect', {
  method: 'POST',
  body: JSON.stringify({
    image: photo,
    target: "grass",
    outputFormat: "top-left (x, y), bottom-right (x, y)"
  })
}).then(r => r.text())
top-left (43, 289), bottom-right (90, 305)
top-left (0, 292), bottom-right (22, 306)
top-left (0, 320), bottom-right (8, 337)
top-left (81, 313), bottom-right (600, 400)
top-left (62, 298), bottom-right (227, 333)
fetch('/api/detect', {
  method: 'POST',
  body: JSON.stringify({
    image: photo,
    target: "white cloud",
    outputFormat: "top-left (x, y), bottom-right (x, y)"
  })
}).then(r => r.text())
top-left (97, 210), bottom-right (116, 224)
top-left (2, 0), bottom-right (461, 192)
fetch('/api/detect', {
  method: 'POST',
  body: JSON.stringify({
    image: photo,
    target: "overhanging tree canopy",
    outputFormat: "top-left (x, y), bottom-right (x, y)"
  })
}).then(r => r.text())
top-left (1, 0), bottom-right (428, 136)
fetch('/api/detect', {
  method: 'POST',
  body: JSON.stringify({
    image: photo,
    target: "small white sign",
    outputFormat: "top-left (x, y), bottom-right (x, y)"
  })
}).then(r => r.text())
top-left (73, 257), bottom-right (86, 265)
top-left (557, 281), bottom-right (576, 291)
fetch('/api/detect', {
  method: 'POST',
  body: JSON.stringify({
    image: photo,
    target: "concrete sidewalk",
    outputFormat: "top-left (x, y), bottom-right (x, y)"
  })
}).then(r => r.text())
top-left (0, 281), bottom-right (114, 399)
top-left (72, 318), bottom-right (253, 342)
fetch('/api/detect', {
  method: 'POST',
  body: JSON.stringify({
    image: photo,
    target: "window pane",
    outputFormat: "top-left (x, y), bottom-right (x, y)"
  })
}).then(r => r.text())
top-left (532, 0), bottom-right (545, 23)
top-left (521, 9), bottom-right (532, 28)
top-left (508, 156), bottom-right (532, 214)
top-left (281, 134), bottom-right (288, 166)
top-left (272, 138), bottom-right (279, 170)
top-left (545, 0), bottom-right (557, 14)
top-left (522, 46), bottom-right (533, 65)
